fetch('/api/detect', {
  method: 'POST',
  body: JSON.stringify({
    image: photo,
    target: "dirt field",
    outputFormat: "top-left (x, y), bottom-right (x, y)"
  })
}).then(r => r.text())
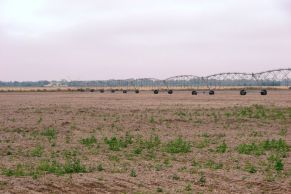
top-left (0, 91), bottom-right (290, 194)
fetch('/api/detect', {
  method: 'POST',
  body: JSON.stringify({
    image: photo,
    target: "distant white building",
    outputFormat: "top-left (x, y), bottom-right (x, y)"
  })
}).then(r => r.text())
top-left (44, 80), bottom-right (68, 87)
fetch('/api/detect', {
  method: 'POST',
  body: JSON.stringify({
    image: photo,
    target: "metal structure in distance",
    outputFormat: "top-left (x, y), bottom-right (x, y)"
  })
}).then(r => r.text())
top-left (91, 68), bottom-right (291, 94)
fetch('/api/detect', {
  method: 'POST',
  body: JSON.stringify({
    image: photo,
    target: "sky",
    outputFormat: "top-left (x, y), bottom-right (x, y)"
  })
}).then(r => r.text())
top-left (0, 0), bottom-right (291, 81)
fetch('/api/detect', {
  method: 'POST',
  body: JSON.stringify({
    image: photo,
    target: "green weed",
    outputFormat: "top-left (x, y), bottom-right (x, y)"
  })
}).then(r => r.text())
top-left (237, 139), bottom-right (289, 156)
top-left (149, 116), bottom-right (156, 123)
top-left (268, 155), bottom-right (284, 171)
top-left (133, 147), bottom-right (142, 155)
top-left (195, 138), bottom-right (209, 149)
top-left (134, 135), bottom-right (161, 155)
top-left (142, 135), bottom-right (161, 150)
top-left (130, 169), bottom-right (137, 177)
top-left (185, 183), bottom-right (192, 191)
top-left (31, 145), bottom-right (44, 157)
top-left (104, 133), bottom-right (133, 151)
top-left (164, 137), bottom-right (191, 153)
top-left (198, 172), bottom-right (206, 186)
top-left (37, 158), bottom-right (87, 175)
top-left (216, 141), bottom-right (228, 153)
top-left (41, 128), bottom-right (57, 141)
top-left (80, 135), bottom-right (97, 148)
top-left (2, 164), bottom-right (25, 177)
top-left (244, 163), bottom-right (257, 173)
top-left (237, 143), bottom-right (264, 156)
top-left (97, 164), bottom-right (104, 171)
top-left (204, 160), bottom-right (223, 170)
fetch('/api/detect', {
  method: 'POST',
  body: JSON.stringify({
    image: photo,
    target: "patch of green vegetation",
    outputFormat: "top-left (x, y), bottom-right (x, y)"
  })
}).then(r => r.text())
top-left (195, 138), bottom-right (209, 149)
top-left (164, 137), bottom-right (191, 153)
top-left (261, 139), bottom-right (289, 157)
top-left (133, 147), bottom-right (142, 155)
top-left (37, 158), bottom-right (87, 175)
top-left (236, 105), bottom-right (267, 119)
top-left (233, 105), bottom-right (290, 121)
top-left (80, 135), bottom-right (97, 148)
top-left (175, 111), bottom-right (187, 117)
top-left (2, 157), bottom-right (87, 178)
top-left (142, 135), bottom-right (161, 150)
top-left (163, 158), bottom-right (172, 168)
top-left (36, 160), bottom-right (62, 175)
top-left (191, 160), bottom-right (202, 168)
top-left (104, 133), bottom-right (133, 151)
top-left (2, 164), bottom-right (25, 177)
top-left (97, 164), bottom-right (104, 171)
top-left (216, 141), bottom-right (228, 153)
top-left (30, 131), bottom-right (39, 138)
top-left (204, 160), bottom-right (223, 170)
top-left (155, 163), bottom-right (163, 171)
top-left (237, 143), bottom-right (264, 156)
top-left (244, 162), bottom-right (257, 173)
top-left (41, 128), bottom-right (57, 141)
top-left (130, 169), bottom-right (137, 177)
top-left (224, 112), bottom-right (232, 118)
top-left (133, 135), bottom-right (161, 156)
top-left (237, 139), bottom-right (289, 156)
top-left (156, 187), bottom-right (163, 192)
top-left (268, 155), bottom-right (284, 171)
top-left (198, 172), bottom-right (206, 186)
top-left (149, 116), bottom-right (156, 123)
top-left (109, 155), bottom-right (120, 162)
top-left (31, 145), bottom-right (44, 157)
top-left (185, 183), bottom-right (192, 191)
top-left (260, 139), bottom-right (283, 149)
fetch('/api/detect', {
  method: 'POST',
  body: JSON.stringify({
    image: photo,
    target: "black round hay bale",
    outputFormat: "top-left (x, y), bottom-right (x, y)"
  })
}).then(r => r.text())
top-left (192, 91), bottom-right (197, 95)
top-left (168, 90), bottom-right (173, 94)
top-left (154, 90), bottom-right (159, 94)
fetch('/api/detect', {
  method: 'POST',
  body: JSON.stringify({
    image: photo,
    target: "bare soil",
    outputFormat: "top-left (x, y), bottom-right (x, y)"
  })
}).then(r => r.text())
top-left (0, 91), bottom-right (290, 194)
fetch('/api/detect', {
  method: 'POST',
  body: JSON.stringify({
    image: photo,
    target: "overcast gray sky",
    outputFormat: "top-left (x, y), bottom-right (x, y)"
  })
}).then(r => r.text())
top-left (0, 0), bottom-right (291, 81)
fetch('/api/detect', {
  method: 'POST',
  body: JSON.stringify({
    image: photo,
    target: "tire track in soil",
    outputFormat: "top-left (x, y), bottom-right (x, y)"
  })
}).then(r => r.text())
top-left (203, 172), bottom-right (291, 193)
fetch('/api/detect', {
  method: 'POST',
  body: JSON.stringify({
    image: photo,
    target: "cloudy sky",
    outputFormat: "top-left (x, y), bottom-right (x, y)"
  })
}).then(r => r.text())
top-left (0, 0), bottom-right (291, 81)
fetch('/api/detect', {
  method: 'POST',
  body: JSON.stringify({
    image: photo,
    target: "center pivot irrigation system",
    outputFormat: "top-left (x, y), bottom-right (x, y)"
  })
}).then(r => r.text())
top-left (95, 68), bottom-right (291, 95)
